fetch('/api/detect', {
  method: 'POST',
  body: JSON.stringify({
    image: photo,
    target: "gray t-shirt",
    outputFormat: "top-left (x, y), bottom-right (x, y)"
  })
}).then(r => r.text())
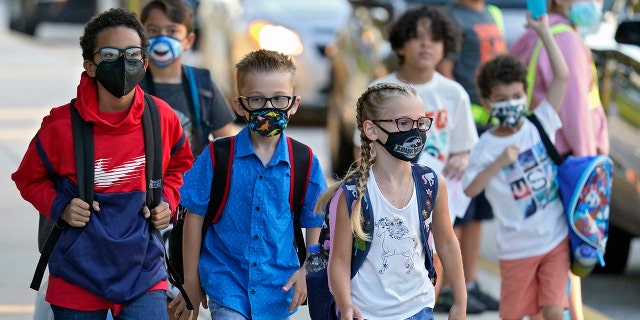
top-left (445, 4), bottom-right (506, 105)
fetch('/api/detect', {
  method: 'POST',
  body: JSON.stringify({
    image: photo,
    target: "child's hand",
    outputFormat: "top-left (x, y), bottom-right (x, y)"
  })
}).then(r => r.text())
top-left (526, 12), bottom-right (550, 35)
top-left (282, 268), bottom-right (307, 312)
top-left (339, 303), bottom-right (364, 320)
top-left (448, 302), bottom-right (466, 320)
top-left (497, 145), bottom-right (520, 167)
top-left (143, 201), bottom-right (171, 230)
top-left (61, 198), bottom-right (100, 227)
top-left (444, 152), bottom-right (469, 180)
top-left (169, 280), bottom-right (207, 320)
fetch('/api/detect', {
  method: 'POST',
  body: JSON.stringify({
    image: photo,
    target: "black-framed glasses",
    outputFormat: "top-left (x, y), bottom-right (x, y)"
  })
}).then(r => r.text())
top-left (93, 46), bottom-right (144, 62)
top-left (372, 117), bottom-right (433, 132)
top-left (238, 95), bottom-right (296, 111)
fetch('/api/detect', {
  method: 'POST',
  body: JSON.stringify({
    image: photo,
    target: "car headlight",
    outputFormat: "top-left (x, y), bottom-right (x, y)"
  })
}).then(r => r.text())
top-left (249, 20), bottom-right (304, 56)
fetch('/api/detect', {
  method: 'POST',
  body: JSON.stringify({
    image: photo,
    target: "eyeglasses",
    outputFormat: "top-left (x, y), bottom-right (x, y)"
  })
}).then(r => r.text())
top-left (93, 46), bottom-right (144, 62)
top-left (238, 95), bottom-right (296, 111)
top-left (372, 117), bottom-right (433, 132)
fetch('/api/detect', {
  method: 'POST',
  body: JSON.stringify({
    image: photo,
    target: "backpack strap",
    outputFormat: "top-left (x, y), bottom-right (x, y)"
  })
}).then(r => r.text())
top-left (31, 100), bottom-right (94, 291)
top-left (340, 175), bottom-right (372, 279)
top-left (142, 94), bottom-right (194, 310)
top-left (411, 164), bottom-right (438, 286)
top-left (287, 137), bottom-right (313, 266)
top-left (142, 94), bottom-right (163, 208)
top-left (184, 65), bottom-right (203, 140)
top-left (527, 114), bottom-right (563, 166)
top-left (204, 136), bottom-right (234, 234)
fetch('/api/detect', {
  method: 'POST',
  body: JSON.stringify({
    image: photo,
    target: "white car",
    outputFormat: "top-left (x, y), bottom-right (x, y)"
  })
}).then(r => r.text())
top-left (197, 0), bottom-right (351, 124)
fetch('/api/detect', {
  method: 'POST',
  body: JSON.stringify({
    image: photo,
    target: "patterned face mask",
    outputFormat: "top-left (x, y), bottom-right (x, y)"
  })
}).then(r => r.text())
top-left (490, 98), bottom-right (527, 128)
top-left (246, 108), bottom-right (290, 137)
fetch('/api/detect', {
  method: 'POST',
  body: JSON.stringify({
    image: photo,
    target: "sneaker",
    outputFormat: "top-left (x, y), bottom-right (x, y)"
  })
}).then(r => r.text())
top-left (469, 283), bottom-right (499, 311)
top-left (434, 290), bottom-right (486, 314)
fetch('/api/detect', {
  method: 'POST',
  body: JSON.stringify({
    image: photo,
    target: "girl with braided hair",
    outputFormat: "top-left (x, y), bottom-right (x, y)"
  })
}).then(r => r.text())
top-left (314, 82), bottom-right (467, 320)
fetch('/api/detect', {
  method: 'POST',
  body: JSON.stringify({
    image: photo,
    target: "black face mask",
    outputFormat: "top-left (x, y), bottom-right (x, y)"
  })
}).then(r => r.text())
top-left (374, 125), bottom-right (426, 162)
top-left (94, 56), bottom-right (146, 98)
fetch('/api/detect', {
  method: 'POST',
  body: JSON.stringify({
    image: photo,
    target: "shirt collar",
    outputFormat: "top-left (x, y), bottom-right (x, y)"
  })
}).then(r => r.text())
top-left (235, 126), bottom-right (291, 167)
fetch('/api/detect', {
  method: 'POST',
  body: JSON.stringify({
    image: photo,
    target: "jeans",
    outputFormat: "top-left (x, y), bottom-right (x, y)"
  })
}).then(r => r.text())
top-left (51, 290), bottom-right (167, 320)
top-left (405, 307), bottom-right (434, 320)
top-left (208, 301), bottom-right (290, 320)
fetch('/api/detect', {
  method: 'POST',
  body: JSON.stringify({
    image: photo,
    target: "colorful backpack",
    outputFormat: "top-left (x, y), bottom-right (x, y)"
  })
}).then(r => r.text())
top-left (306, 164), bottom-right (438, 320)
top-left (528, 114), bottom-right (613, 277)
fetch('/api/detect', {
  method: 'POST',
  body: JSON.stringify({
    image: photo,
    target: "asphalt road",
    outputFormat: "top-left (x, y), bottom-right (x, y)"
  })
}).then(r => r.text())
top-left (0, 11), bottom-right (638, 320)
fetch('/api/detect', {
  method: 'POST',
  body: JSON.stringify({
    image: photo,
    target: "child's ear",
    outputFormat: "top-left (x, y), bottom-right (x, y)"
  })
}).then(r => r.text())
top-left (83, 60), bottom-right (97, 77)
top-left (231, 98), bottom-right (246, 116)
top-left (287, 96), bottom-right (301, 116)
top-left (362, 120), bottom-right (378, 141)
top-left (183, 32), bottom-right (196, 51)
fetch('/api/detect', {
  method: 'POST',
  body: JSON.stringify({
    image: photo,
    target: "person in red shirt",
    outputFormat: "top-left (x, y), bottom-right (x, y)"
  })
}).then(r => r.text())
top-left (12, 7), bottom-right (193, 319)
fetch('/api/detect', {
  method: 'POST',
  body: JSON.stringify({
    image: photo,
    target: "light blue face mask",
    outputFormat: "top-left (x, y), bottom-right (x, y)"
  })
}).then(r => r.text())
top-left (148, 36), bottom-right (183, 67)
top-left (567, 1), bottom-right (603, 28)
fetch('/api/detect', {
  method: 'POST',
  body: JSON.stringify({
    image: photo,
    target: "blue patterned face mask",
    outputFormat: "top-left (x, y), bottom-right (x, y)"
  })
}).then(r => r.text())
top-left (148, 36), bottom-right (183, 67)
top-left (567, 1), bottom-right (603, 28)
top-left (490, 98), bottom-right (527, 128)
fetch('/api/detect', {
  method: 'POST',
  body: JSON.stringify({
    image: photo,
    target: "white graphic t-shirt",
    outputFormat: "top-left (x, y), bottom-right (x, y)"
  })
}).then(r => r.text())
top-left (462, 101), bottom-right (568, 259)
top-left (350, 168), bottom-right (435, 319)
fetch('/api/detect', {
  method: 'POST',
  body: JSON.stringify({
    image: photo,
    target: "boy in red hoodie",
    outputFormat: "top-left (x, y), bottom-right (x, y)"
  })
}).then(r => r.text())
top-left (12, 8), bottom-right (193, 319)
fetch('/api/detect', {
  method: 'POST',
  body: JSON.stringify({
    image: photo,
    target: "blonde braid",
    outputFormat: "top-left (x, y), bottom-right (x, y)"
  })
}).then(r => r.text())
top-left (313, 82), bottom-right (419, 241)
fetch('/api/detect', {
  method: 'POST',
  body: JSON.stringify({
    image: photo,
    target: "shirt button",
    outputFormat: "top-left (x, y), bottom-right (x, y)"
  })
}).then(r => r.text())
top-left (255, 206), bottom-right (260, 211)
top-left (252, 262), bottom-right (257, 267)
top-left (259, 175), bottom-right (263, 180)
top-left (254, 234), bottom-right (259, 240)
top-left (251, 289), bottom-right (256, 294)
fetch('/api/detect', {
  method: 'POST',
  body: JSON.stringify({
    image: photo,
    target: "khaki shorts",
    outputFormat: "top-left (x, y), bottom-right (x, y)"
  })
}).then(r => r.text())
top-left (498, 238), bottom-right (570, 319)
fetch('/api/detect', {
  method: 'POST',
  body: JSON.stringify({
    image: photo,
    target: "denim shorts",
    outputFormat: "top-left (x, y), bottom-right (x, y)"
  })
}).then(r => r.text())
top-left (51, 290), bottom-right (167, 320)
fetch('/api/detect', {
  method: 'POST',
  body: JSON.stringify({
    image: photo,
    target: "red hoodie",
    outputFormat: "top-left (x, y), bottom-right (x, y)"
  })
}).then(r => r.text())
top-left (12, 72), bottom-right (194, 313)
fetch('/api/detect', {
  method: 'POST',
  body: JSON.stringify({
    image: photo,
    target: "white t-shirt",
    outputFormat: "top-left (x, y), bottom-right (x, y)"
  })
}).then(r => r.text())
top-left (462, 101), bottom-right (568, 260)
top-left (355, 72), bottom-right (478, 163)
top-left (350, 168), bottom-right (435, 319)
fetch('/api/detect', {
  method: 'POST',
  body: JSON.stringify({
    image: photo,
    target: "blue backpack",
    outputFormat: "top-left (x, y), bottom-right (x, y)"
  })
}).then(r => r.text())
top-left (306, 164), bottom-right (438, 320)
top-left (528, 115), bottom-right (613, 277)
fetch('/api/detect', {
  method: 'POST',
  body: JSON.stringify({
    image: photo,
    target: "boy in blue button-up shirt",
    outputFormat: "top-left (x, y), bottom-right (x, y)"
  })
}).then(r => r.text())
top-left (171, 49), bottom-right (327, 320)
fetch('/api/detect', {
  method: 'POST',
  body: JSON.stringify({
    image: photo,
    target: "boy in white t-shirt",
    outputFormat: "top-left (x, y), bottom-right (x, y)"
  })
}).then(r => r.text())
top-left (462, 13), bottom-right (570, 320)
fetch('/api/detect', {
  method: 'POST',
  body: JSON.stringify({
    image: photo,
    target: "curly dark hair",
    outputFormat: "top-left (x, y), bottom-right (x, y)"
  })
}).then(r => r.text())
top-left (389, 5), bottom-right (461, 65)
top-left (141, 0), bottom-right (195, 33)
top-left (476, 54), bottom-right (528, 99)
top-left (80, 8), bottom-right (149, 61)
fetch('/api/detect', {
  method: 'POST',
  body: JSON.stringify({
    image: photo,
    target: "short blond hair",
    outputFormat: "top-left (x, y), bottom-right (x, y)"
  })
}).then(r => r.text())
top-left (235, 49), bottom-right (296, 92)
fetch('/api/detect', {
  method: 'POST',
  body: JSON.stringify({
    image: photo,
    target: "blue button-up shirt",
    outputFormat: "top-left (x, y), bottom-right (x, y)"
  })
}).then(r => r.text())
top-left (180, 127), bottom-right (327, 319)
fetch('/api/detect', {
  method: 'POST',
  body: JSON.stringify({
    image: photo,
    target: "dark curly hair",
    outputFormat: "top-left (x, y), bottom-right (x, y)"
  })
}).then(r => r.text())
top-left (80, 8), bottom-right (149, 61)
top-left (476, 54), bottom-right (528, 99)
top-left (141, 0), bottom-right (195, 34)
top-left (389, 5), bottom-right (461, 65)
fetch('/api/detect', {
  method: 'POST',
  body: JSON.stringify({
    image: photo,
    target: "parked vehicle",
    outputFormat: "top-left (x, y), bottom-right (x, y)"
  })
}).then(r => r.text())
top-left (7, 0), bottom-right (126, 35)
top-left (196, 0), bottom-right (351, 125)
